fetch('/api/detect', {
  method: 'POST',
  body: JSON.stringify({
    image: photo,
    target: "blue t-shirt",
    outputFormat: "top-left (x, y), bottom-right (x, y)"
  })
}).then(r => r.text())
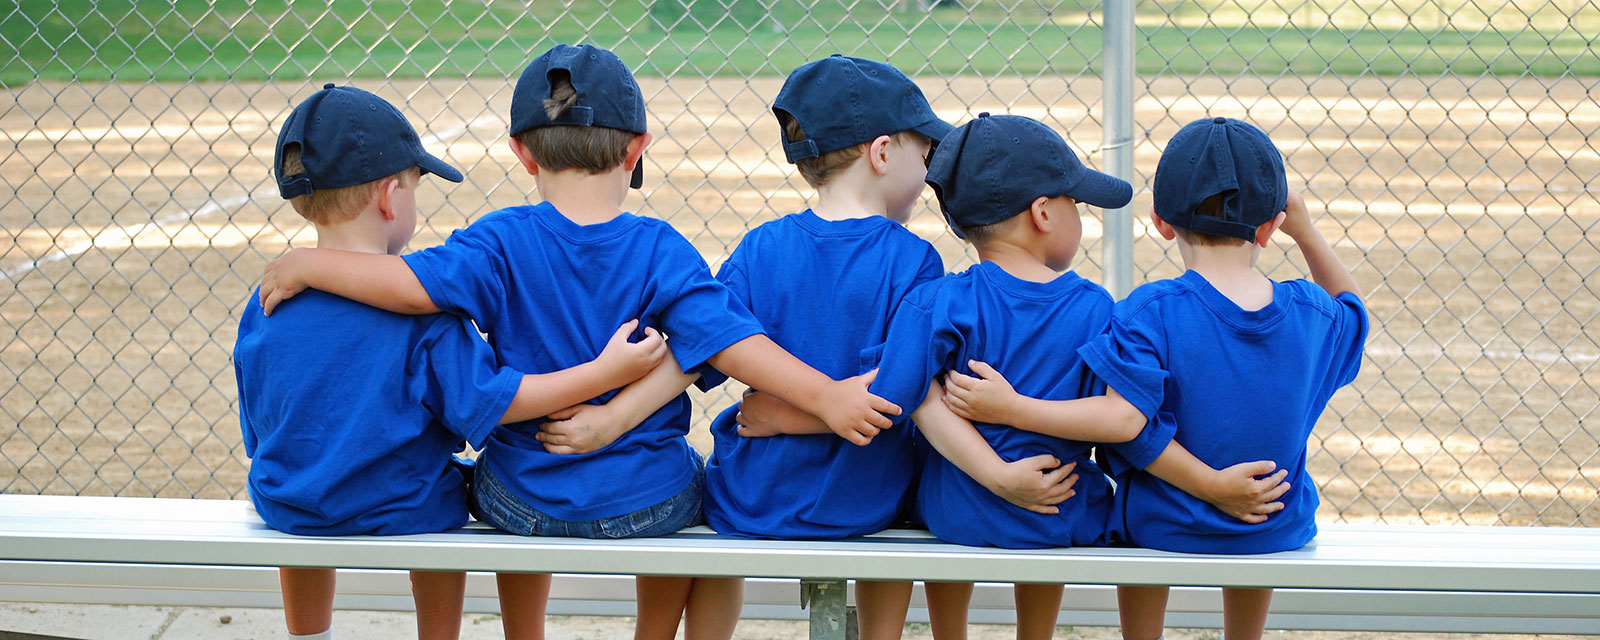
top-left (703, 211), bottom-right (944, 539)
top-left (402, 202), bottom-right (765, 521)
top-left (234, 290), bottom-right (519, 536)
top-left (868, 261), bottom-right (1116, 549)
top-left (1082, 270), bottom-right (1368, 554)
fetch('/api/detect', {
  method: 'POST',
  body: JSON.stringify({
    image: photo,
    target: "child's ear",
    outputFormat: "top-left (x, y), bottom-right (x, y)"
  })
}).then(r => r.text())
top-left (374, 176), bottom-right (400, 221)
top-left (866, 135), bottom-right (894, 176)
top-left (1149, 207), bottom-right (1177, 240)
top-left (1255, 211), bottom-right (1288, 248)
top-left (508, 138), bottom-right (540, 176)
top-left (624, 132), bottom-right (653, 172)
top-left (1029, 196), bottom-right (1053, 232)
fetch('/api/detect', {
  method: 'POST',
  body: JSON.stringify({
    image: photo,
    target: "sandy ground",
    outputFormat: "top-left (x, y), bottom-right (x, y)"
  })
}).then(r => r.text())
top-left (0, 74), bottom-right (1596, 527)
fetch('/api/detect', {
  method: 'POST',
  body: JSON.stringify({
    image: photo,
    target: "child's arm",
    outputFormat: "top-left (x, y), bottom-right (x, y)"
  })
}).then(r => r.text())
top-left (499, 320), bottom-right (668, 424)
top-left (536, 349), bottom-right (700, 455)
top-left (942, 361), bottom-right (1145, 443)
top-left (1278, 191), bottom-right (1360, 298)
top-left (734, 370), bottom-right (877, 438)
top-left (1143, 441), bottom-right (1290, 524)
top-left (260, 248), bottom-right (437, 316)
top-left (707, 335), bottom-right (901, 446)
top-left (914, 381), bottom-right (1078, 515)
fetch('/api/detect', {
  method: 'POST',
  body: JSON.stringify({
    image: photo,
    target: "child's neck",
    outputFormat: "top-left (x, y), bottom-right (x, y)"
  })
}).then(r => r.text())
top-left (1179, 241), bottom-right (1273, 310)
top-left (976, 238), bottom-right (1059, 283)
top-left (537, 168), bottom-right (629, 225)
top-left (810, 168), bottom-right (890, 222)
top-left (313, 216), bottom-right (390, 255)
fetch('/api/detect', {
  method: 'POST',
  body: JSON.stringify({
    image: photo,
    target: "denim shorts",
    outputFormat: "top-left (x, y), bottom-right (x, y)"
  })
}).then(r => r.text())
top-left (469, 453), bottom-right (705, 539)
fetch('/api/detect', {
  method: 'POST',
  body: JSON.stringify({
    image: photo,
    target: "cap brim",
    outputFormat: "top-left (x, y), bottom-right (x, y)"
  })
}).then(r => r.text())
top-left (417, 152), bottom-right (464, 183)
top-left (912, 118), bottom-right (956, 144)
top-left (1066, 169), bottom-right (1133, 209)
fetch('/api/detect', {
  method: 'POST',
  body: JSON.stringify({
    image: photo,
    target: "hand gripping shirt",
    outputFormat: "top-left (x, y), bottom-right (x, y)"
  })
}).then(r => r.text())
top-left (1082, 271), bottom-right (1368, 554)
top-left (703, 210), bottom-right (944, 539)
top-left (234, 290), bottom-right (519, 535)
top-left (868, 262), bottom-right (1115, 549)
top-left (403, 203), bottom-right (765, 521)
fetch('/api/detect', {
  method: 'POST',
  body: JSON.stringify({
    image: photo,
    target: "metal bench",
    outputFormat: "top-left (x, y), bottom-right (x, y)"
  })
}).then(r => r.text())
top-left (2, 495), bottom-right (1598, 637)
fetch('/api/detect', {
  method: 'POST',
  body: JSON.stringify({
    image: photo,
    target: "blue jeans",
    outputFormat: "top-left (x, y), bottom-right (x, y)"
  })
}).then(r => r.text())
top-left (470, 453), bottom-right (705, 539)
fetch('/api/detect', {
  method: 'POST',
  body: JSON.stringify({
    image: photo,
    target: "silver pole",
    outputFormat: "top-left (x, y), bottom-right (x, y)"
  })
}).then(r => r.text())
top-left (1101, 0), bottom-right (1136, 299)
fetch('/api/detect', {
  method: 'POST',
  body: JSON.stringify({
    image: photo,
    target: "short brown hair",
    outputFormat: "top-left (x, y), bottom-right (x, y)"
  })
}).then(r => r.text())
top-left (280, 144), bottom-right (416, 225)
top-left (779, 113), bottom-right (929, 188)
top-left (1171, 193), bottom-right (1251, 247)
top-left (514, 70), bottom-right (636, 174)
top-left (956, 211), bottom-right (1024, 245)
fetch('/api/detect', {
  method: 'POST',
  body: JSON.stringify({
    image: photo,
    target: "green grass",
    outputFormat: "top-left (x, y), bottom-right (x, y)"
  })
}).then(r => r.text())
top-left (2, 0), bottom-right (1596, 85)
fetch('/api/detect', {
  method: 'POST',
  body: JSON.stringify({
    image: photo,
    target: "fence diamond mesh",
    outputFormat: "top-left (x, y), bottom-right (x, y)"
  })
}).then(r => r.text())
top-left (0, 0), bottom-right (1594, 526)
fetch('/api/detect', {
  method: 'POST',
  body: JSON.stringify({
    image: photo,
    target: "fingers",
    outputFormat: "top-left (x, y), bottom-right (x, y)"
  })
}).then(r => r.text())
top-left (1017, 454), bottom-right (1061, 472)
top-left (865, 411), bottom-right (892, 431)
top-left (1239, 460), bottom-right (1278, 477)
top-left (1257, 470), bottom-right (1291, 502)
top-left (967, 360), bottom-right (1003, 382)
top-left (858, 368), bottom-right (879, 386)
top-left (260, 288), bottom-right (281, 316)
top-left (871, 396), bottom-right (902, 417)
top-left (945, 370), bottom-right (978, 392)
top-left (1022, 503), bottom-right (1060, 515)
top-left (611, 319), bottom-right (640, 341)
top-left (547, 406), bottom-right (581, 421)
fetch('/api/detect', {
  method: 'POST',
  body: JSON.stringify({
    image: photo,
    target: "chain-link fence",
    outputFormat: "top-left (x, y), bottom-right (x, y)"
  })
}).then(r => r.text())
top-left (1, 0), bottom-right (1595, 526)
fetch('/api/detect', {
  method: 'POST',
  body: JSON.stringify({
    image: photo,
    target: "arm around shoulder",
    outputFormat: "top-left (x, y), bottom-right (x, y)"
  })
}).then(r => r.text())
top-left (260, 248), bottom-right (438, 315)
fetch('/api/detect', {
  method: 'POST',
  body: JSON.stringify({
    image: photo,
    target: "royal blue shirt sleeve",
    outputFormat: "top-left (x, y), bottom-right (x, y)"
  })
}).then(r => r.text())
top-left (651, 238), bottom-right (765, 381)
top-left (1078, 312), bottom-right (1169, 420)
top-left (867, 293), bottom-right (961, 423)
top-left (913, 245), bottom-right (945, 289)
top-left (409, 315), bottom-right (524, 450)
top-left (697, 256), bottom-right (755, 391)
top-left (1329, 292), bottom-right (1369, 387)
top-left (402, 224), bottom-right (510, 325)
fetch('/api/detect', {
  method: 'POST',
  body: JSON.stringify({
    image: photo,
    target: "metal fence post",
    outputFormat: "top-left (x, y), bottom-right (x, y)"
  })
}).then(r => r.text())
top-left (1101, 0), bottom-right (1136, 300)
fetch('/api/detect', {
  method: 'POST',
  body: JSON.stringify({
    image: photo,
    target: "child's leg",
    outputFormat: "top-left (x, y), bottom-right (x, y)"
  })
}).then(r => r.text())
top-left (1220, 587), bottom-right (1273, 640)
top-left (409, 570), bottom-right (465, 640)
top-left (1012, 583), bottom-right (1063, 640)
top-left (683, 577), bottom-right (743, 640)
top-left (495, 572), bottom-right (551, 640)
top-left (1116, 585), bottom-right (1169, 640)
top-left (921, 581), bottom-right (972, 640)
top-left (855, 580), bottom-right (913, 640)
top-left (635, 576), bottom-right (692, 640)
top-left (279, 567), bottom-right (337, 637)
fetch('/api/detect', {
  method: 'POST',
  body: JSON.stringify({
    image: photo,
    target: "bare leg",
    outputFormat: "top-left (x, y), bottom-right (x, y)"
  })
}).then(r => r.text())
top-left (683, 577), bottom-right (744, 640)
top-left (855, 580), bottom-right (913, 640)
top-left (1116, 585), bottom-right (1169, 640)
top-left (409, 571), bottom-right (465, 640)
top-left (1221, 587), bottom-right (1273, 640)
top-left (922, 581), bottom-right (973, 640)
top-left (496, 572), bottom-right (550, 640)
top-left (635, 576), bottom-right (692, 640)
top-left (1012, 583), bottom-right (1063, 640)
top-left (279, 567), bottom-right (337, 636)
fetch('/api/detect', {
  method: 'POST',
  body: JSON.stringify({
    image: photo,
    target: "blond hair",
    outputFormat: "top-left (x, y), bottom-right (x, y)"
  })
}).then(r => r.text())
top-left (280, 145), bottom-right (416, 225)
top-left (779, 113), bottom-right (928, 188)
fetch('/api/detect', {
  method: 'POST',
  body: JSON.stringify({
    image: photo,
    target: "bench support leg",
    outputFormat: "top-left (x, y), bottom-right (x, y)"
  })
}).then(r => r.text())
top-left (801, 578), bottom-right (857, 640)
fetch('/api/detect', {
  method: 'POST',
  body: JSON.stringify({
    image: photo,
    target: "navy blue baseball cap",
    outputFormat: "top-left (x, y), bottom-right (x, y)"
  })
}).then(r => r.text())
top-left (773, 54), bottom-right (954, 163)
top-left (1153, 117), bottom-right (1288, 242)
top-left (511, 44), bottom-right (648, 188)
top-left (274, 84), bottom-right (463, 200)
top-left (926, 113), bottom-right (1132, 239)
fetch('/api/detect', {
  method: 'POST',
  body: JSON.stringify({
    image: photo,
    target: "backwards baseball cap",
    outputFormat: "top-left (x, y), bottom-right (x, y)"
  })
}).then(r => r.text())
top-left (510, 44), bottom-right (649, 189)
top-left (772, 54), bottom-right (954, 163)
top-left (926, 113), bottom-right (1132, 239)
top-left (1154, 117), bottom-right (1288, 242)
top-left (275, 83), bottom-right (463, 200)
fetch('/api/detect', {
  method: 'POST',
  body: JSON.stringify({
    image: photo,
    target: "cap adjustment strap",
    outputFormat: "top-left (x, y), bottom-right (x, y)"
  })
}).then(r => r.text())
top-left (783, 138), bottom-right (820, 162)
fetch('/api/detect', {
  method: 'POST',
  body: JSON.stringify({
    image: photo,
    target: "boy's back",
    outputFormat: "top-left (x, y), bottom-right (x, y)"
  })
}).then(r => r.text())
top-left (404, 202), bottom-right (762, 521)
top-left (236, 288), bottom-right (516, 536)
top-left (1091, 272), bottom-right (1366, 553)
top-left (705, 211), bottom-right (942, 538)
top-left (873, 262), bottom-right (1116, 549)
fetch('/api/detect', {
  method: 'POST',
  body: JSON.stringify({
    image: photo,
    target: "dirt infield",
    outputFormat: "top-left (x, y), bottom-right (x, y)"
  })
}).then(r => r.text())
top-left (1, 74), bottom-right (1595, 527)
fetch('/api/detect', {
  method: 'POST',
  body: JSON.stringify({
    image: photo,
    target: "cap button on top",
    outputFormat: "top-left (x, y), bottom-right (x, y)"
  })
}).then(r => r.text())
top-left (1213, 117), bottom-right (1227, 124)
top-left (978, 111), bottom-right (990, 118)
top-left (323, 82), bottom-right (335, 89)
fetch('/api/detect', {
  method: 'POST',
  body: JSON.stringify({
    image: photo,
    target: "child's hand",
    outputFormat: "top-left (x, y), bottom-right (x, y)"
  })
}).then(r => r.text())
top-left (988, 456), bottom-right (1078, 515)
top-left (734, 389), bottom-right (790, 438)
top-left (594, 320), bottom-right (668, 388)
top-left (1276, 191), bottom-right (1313, 243)
top-left (259, 248), bottom-right (313, 316)
top-left (815, 372), bottom-right (901, 447)
top-left (1201, 460), bottom-right (1291, 524)
top-left (943, 360), bottom-right (1018, 425)
top-left (537, 403), bottom-right (625, 455)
